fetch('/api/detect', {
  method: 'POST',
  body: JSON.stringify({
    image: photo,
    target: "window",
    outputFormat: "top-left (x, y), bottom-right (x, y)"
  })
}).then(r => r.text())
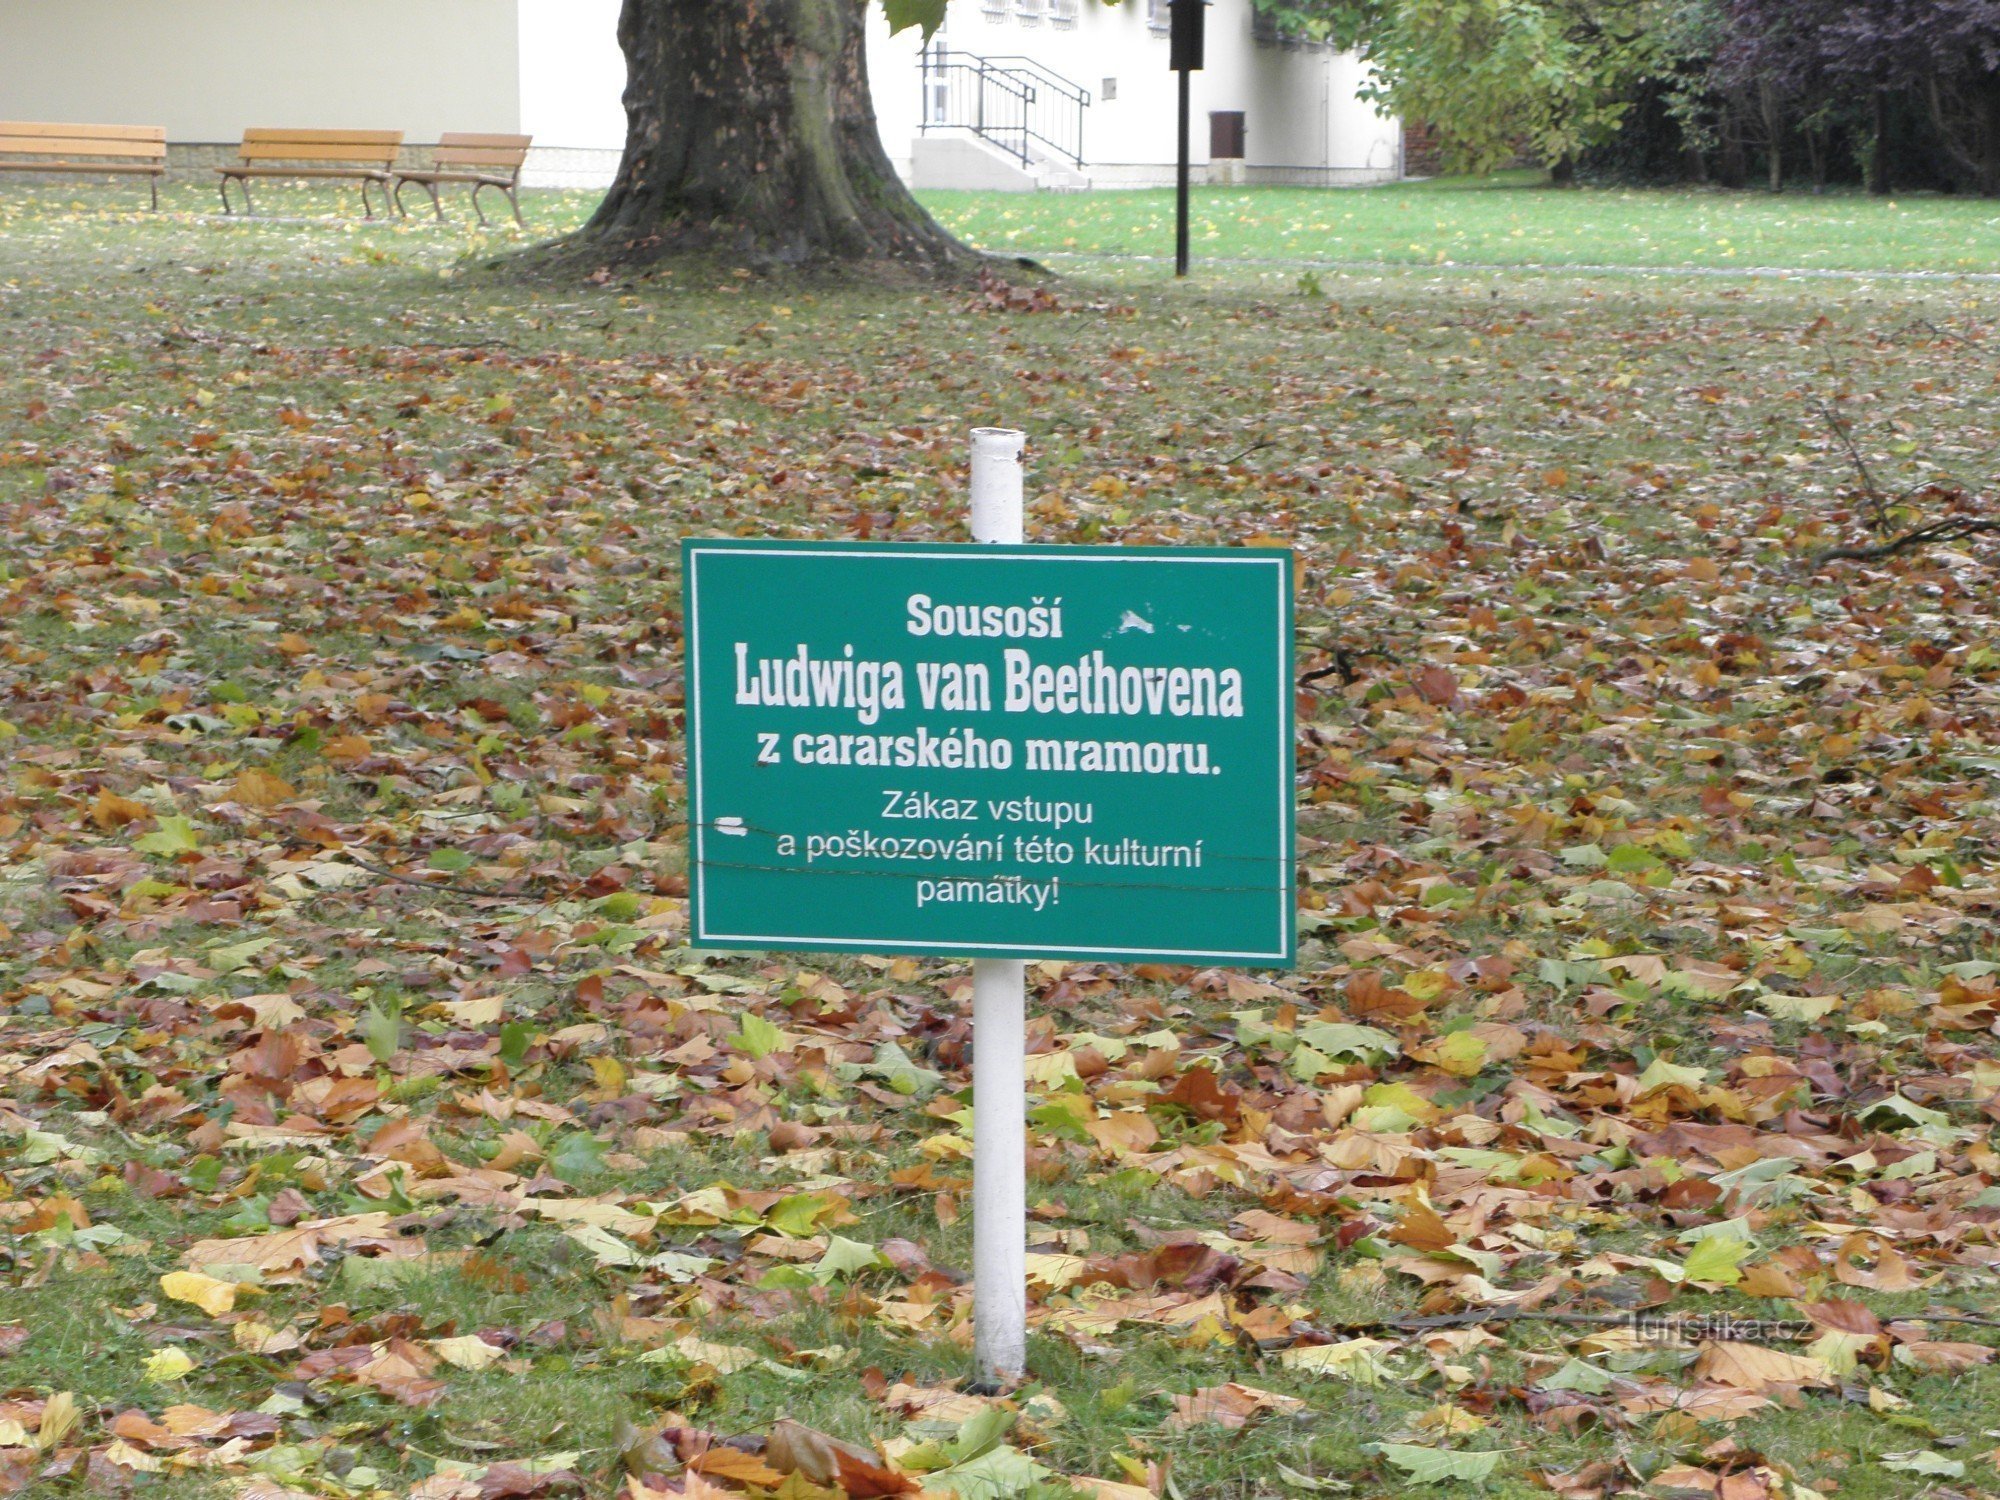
top-left (981, 0), bottom-right (1007, 17)
top-left (1051, 0), bottom-right (1079, 25)
top-left (1101, 76), bottom-right (1118, 101)
top-left (1016, 0), bottom-right (1044, 21)
top-left (1146, 0), bottom-right (1171, 31)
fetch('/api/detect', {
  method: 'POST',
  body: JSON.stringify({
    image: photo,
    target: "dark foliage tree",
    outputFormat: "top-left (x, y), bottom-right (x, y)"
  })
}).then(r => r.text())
top-left (1717, 0), bottom-right (2000, 193)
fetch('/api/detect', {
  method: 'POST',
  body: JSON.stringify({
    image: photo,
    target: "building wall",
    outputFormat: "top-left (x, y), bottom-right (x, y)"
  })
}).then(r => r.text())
top-left (866, 0), bottom-right (1401, 185)
top-left (0, 0), bottom-right (522, 144)
top-left (516, 0), bottom-right (628, 187)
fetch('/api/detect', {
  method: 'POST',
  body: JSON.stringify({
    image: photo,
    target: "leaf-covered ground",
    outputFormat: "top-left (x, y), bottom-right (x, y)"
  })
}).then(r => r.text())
top-left (2, 185), bottom-right (1999, 1500)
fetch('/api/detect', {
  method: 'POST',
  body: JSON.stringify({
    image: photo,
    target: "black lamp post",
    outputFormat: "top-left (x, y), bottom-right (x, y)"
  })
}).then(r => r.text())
top-left (1169, 0), bottom-right (1205, 277)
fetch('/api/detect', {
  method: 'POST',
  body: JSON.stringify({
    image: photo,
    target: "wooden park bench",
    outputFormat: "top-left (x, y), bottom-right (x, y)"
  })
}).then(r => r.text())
top-left (0, 122), bottom-right (167, 208)
top-left (216, 129), bottom-right (403, 217)
top-left (393, 133), bottom-right (533, 227)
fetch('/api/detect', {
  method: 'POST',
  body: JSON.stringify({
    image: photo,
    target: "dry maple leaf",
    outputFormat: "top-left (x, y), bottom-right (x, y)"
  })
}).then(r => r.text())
top-left (1169, 1381), bottom-right (1306, 1429)
top-left (1692, 1341), bottom-right (1831, 1391)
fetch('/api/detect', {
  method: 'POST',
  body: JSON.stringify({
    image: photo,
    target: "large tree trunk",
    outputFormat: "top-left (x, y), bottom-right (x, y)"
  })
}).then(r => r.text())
top-left (575, 0), bottom-right (966, 269)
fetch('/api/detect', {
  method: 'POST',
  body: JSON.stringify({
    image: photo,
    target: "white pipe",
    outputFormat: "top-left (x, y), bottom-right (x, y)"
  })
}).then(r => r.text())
top-left (969, 428), bottom-right (1026, 545)
top-left (971, 954), bottom-right (1027, 1384)
top-left (968, 426), bottom-right (1027, 1385)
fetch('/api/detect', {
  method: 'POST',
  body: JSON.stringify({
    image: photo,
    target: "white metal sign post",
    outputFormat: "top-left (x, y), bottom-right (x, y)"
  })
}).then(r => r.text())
top-left (967, 427), bottom-right (1030, 1387)
top-left (680, 427), bottom-right (1294, 1388)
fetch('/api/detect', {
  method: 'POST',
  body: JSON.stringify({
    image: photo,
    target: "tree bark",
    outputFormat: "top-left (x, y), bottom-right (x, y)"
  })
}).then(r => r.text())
top-left (1981, 72), bottom-right (2000, 196)
top-left (1716, 98), bottom-right (1746, 190)
top-left (573, 0), bottom-right (967, 270)
top-left (1869, 87), bottom-right (1892, 196)
top-left (1759, 80), bottom-right (1782, 192)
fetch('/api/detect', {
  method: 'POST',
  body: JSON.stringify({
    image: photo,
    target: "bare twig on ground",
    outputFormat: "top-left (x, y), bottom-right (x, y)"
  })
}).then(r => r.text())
top-left (1215, 438), bottom-right (1277, 466)
top-left (1306, 1306), bottom-right (2000, 1341)
top-left (1811, 512), bottom-right (2000, 566)
top-left (1812, 395), bottom-right (1890, 532)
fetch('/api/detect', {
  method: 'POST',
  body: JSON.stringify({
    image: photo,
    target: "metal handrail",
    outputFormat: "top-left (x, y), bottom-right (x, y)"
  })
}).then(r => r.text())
top-left (964, 54), bottom-right (1093, 107)
top-left (918, 47), bottom-right (1091, 170)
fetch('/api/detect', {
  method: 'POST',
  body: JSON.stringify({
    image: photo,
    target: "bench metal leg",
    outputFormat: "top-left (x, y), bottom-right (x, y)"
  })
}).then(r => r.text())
top-left (218, 175), bottom-right (234, 214)
top-left (472, 181), bottom-right (524, 229)
top-left (395, 178), bottom-right (444, 222)
top-left (359, 178), bottom-right (376, 219)
top-left (150, 176), bottom-right (159, 212)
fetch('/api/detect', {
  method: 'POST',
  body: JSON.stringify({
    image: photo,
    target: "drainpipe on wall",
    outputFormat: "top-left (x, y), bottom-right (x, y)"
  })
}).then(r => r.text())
top-left (1321, 50), bottom-right (1330, 173)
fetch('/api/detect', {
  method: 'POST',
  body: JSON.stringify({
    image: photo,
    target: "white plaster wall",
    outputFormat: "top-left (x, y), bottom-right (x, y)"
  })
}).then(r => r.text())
top-left (0, 0), bottom-right (521, 143)
top-left (517, 0), bottom-right (626, 148)
top-left (515, 0), bottom-right (627, 186)
top-left (867, 0), bottom-right (1400, 183)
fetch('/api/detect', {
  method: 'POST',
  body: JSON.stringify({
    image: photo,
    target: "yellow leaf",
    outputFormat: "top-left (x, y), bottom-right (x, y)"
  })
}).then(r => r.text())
top-left (669, 1335), bottom-right (759, 1373)
top-left (1278, 1337), bottom-right (1397, 1385)
top-left (35, 1391), bottom-right (79, 1451)
top-left (1023, 1253), bottom-right (1090, 1290)
top-left (1417, 1030), bottom-right (1488, 1078)
top-left (1636, 1057), bottom-right (1708, 1093)
top-left (440, 995), bottom-right (504, 1026)
top-left (1692, 1341), bottom-right (1829, 1390)
top-left (589, 1055), bottom-right (628, 1095)
top-left (160, 1270), bottom-right (238, 1316)
top-left (431, 1335), bottom-right (507, 1371)
top-left (232, 767), bottom-right (296, 809)
top-left (1809, 1328), bottom-right (1880, 1377)
top-left (1402, 969), bottom-right (1450, 1002)
top-left (144, 1347), bottom-right (196, 1383)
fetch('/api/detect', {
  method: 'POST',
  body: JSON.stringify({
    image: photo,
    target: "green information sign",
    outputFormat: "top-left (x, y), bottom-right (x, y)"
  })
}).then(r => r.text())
top-left (683, 539), bottom-right (1294, 967)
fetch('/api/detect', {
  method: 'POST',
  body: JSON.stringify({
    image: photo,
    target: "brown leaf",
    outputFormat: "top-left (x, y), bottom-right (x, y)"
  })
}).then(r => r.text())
top-left (1414, 664), bottom-right (1460, 705)
top-left (1801, 1298), bottom-right (1882, 1336)
top-left (1692, 1341), bottom-right (1831, 1391)
top-left (766, 1419), bottom-right (883, 1489)
top-left (688, 1448), bottom-right (787, 1488)
top-left (1830, 1234), bottom-right (1934, 1291)
top-left (1895, 1340), bottom-right (1995, 1374)
top-left (1169, 1381), bottom-right (1305, 1429)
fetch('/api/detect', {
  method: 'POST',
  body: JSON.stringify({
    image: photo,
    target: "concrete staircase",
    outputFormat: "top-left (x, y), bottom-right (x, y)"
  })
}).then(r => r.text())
top-left (911, 134), bottom-right (1092, 193)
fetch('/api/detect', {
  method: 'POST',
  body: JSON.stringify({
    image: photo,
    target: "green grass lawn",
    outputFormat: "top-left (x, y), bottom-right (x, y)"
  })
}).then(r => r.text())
top-left (1, 182), bottom-right (1997, 1500)
top-left (924, 171), bottom-right (2000, 274)
top-left (18, 169), bottom-right (2000, 276)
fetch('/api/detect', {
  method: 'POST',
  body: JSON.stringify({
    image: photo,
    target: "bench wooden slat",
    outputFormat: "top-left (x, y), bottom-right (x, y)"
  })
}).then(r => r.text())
top-left (0, 160), bottom-right (164, 175)
top-left (436, 132), bottom-right (533, 151)
top-left (0, 121), bottom-right (165, 143)
top-left (238, 143), bottom-right (402, 165)
top-left (242, 128), bottom-right (403, 147)
top-left (224, 165), bottom-right (393, 179)
top-left (432, 147), bottom-right (530, 169)
top-left (0, 135), bottom-right (167, 160)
